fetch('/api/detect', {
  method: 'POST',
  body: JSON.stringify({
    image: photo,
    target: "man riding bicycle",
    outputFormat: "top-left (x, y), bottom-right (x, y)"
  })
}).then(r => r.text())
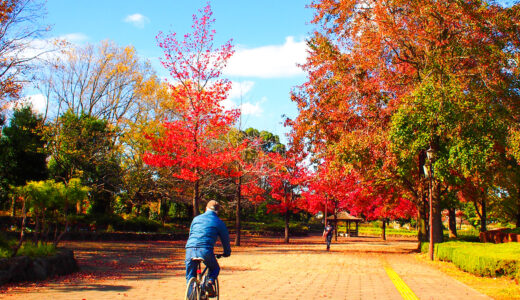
top-left (185, 200), bottom-right (231, 297)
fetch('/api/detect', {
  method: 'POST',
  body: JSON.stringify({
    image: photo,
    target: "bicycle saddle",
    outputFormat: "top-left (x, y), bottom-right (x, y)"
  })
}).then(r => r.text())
top-left (191, 257), bottom-right (205, 261)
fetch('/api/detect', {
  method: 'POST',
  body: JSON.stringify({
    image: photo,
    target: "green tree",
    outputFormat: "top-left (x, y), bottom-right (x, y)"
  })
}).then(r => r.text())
top-left (47, 110), bottom-right (120, 214)
top-left (390, 76), bottom-right (508, 234)
top-left (12, 178), bottom-right (89, 255)
top-left (120, 79), bottom-right (181, 222)
top-left (0, 105), bottom-right (48, 208)
top-left (490, 158), bottom-right (520, 227)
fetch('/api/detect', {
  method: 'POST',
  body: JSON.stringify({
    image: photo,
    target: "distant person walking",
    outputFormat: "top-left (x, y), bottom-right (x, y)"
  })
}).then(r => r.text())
top-left (323, 223), bottom-right (333, 251)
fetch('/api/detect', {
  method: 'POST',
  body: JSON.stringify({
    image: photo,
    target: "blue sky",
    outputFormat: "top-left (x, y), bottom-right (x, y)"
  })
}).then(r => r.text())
top-left (29, 0), bottom-right (515, 143)
top-left (30, 0), bottom-right (315, 143)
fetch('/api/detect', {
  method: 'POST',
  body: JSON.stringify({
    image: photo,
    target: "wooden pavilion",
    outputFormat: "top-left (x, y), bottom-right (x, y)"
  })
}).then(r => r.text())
top-left (326, 211), bottom-right (364, 237)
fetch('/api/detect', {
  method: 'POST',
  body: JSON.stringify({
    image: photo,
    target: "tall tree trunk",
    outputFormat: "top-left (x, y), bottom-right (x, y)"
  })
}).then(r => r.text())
top-left (235, 176), bottom-right (242, 246)
top-left (418, 196), bottom-right (428, 242)
top-left (12, 197), bottom-right (27, 257)
top-left (480, 195), bottom-right (487, 232)
top-left (382, 219), bottom-right (386, 241)
top-left (54, 219), bottom-right (69, 247)
top-left (284, 209), bottom-right (290, 243)
top-left (448, 208), bottom-right (457, 238)
top-left (324, 197), bottom-right (328, 227)
top-left (33, 214), bottom-right (40, 244)
top-left (334, 207), bottom-right (338, 242)
top-left (10, 195), bottom-right (16, 217)
top-left (159, 198), bottom-right (167, 225)
top-left (432, 181), bottom-right (443, 243)
top-left (516, 203), bottom-right (520, 228)
top-left (192, 180), bottom-right (200, 218)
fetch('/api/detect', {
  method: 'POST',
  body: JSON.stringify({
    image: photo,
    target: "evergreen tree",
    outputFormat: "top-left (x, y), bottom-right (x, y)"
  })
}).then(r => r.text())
top-left (0, 106), bottom-right (48, 207)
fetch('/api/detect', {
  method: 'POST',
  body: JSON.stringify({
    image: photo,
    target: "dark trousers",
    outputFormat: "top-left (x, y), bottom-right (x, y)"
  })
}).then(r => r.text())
top-left (326, 235), bottom-right (332, 250)
top-left (185, 247), bottom-right (219, 283)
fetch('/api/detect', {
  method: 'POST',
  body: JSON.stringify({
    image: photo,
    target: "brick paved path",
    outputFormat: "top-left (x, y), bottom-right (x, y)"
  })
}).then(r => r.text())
top-left (0, 235), bottom-right (490, 300)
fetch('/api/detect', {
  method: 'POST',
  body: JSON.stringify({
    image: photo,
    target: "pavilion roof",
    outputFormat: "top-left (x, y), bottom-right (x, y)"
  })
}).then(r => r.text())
top-left (326, 211), bottom-right (364, 221)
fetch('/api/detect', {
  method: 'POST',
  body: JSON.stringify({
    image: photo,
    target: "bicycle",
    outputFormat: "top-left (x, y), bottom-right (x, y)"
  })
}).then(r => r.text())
top-left (185, 254), bottom-right (222, 300)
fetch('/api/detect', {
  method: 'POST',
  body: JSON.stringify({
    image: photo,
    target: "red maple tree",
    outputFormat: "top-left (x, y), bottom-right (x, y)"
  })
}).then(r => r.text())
top-left (144, 4), bottom-right (241, 217)
top-left (265, 150), bottom-right (308, 243)
top-left (302, 159), bottom-right (361, 239)
top-left (302, 156), bottom-right (416, 239)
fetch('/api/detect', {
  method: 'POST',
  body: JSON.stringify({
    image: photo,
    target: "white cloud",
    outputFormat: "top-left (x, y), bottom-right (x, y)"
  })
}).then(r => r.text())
top-left (59, 33), bottom-right (89, 43)
top-left (15, 94), bottom-right (47, 114)
top-left (241, 101), bottom-right (263, 116)
top-left (228, 81), bottom-right (255, 100)
top-left (124, 13), bottom-right (150, 28)
top-left (221, 94), bottom-right (265, 117)
top-left (15, 32), bottom-right (89, 63)
top-left (223, 81), bottom-right (263, 116)
top-left (224, 36), bottom-right (308, 78)
top-left (220, 98), bottom-right (234, 111)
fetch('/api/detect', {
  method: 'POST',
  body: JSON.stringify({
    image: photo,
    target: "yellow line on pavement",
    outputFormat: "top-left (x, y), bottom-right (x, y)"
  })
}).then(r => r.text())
top-left (383, 264), bottom-right (419, 300)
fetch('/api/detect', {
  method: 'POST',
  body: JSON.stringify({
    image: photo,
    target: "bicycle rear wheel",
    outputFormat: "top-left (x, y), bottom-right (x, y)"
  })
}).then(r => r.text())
top-left (185, 277), bottom-right (198, 300)
top-left (215, 278), bottom-right (219, 300)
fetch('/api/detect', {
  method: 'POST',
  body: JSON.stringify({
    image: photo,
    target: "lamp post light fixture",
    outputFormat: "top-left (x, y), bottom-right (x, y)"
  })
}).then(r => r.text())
top-left (426, 147), bottom-right (435, 261)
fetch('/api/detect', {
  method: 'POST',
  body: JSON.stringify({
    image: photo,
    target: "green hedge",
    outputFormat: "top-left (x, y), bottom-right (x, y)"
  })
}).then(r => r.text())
top-left (70, 214), bottom-right (162, 232)
top-left (0, 236), bottom-right (57, 258)
top-left (227, 221), bottom-right (310, 236)
top-left (506, 228), bottom-right (520, 234)
top-left (422, 241), bottom-right (520, 280)
top-left (358, 226), bottom-right (417, 237)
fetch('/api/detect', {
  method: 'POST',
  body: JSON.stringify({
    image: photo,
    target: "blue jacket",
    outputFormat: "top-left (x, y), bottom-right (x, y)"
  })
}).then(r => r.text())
top-left (185, 210), bottom-right (231, 256)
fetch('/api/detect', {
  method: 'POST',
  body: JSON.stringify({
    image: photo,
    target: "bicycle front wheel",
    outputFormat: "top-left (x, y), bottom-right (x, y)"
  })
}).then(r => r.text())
top-left (185, 277), bottom-right (198, 300)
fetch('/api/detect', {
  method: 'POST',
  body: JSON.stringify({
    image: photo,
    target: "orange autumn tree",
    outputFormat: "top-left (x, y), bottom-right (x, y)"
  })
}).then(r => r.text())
top-left (291, 0), bottom-right (520, 243)
top-left (144, 4), bottom-right (242, 218)
top-left (0, 0), bottom-right (48, 125)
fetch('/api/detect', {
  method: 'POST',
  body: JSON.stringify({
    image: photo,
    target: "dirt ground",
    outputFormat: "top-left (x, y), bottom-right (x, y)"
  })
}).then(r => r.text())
top-left (0, 234), bottom-right (491, 300)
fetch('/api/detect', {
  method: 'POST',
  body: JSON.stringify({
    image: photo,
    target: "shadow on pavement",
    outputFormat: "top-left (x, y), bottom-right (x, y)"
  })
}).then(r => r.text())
top-left (51, 284), bottom-right (132, 292)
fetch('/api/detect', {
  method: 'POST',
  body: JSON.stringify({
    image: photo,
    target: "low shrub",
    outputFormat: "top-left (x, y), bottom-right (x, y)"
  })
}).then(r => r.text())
top-left (0, 233), bottom-right (14, 258)
top-left (0, 240), bottom-right (57, 258)
top-left (116, 216), bottom-right (161, 232)
top-left (358, 225), bottom-right (417, 237)
top-left (421, 241), bottom-right (520, 280)
top-left (448, 229), bottom-right (480, 242)
top-left (0, 247), bottom-right (10, 258)
top-left (506, 228), bottom-right (520, 234)
top-left (17, 242), bottom-right (57, 258)
top-left (0, 216), bottom-right (18, 231)
top-left (0, 232), bottom-right (10, 249)
top-left (232, 221), bottom-right (309, 236)
top-left (69, 214), bottom-right (162, 232)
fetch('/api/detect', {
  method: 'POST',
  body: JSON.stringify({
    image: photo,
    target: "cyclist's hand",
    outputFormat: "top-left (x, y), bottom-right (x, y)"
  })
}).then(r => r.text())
top-left (223, 252), bottom-right (230, 257)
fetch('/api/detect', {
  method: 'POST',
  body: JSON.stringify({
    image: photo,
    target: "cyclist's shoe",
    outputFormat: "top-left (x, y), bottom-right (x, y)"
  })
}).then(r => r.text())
top-left (206, 280), bottom-right (216, 297)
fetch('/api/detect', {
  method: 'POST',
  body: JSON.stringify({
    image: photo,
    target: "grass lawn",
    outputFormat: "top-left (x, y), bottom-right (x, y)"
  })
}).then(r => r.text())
top-left (357, 224), bottom-right (418, 237)
top-left (417, 253), bottom-right (520, 300)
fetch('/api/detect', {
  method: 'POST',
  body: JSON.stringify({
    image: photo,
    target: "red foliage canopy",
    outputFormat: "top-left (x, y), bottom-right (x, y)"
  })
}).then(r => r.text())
top-left (144, 4), bottom-right (242, 215)
top-left (265, 151), bottom-right (309, 215)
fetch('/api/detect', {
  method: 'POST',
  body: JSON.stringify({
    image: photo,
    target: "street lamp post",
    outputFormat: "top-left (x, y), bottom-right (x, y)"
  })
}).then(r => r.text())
top-left (426, 147), bottom-right (435, 261)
